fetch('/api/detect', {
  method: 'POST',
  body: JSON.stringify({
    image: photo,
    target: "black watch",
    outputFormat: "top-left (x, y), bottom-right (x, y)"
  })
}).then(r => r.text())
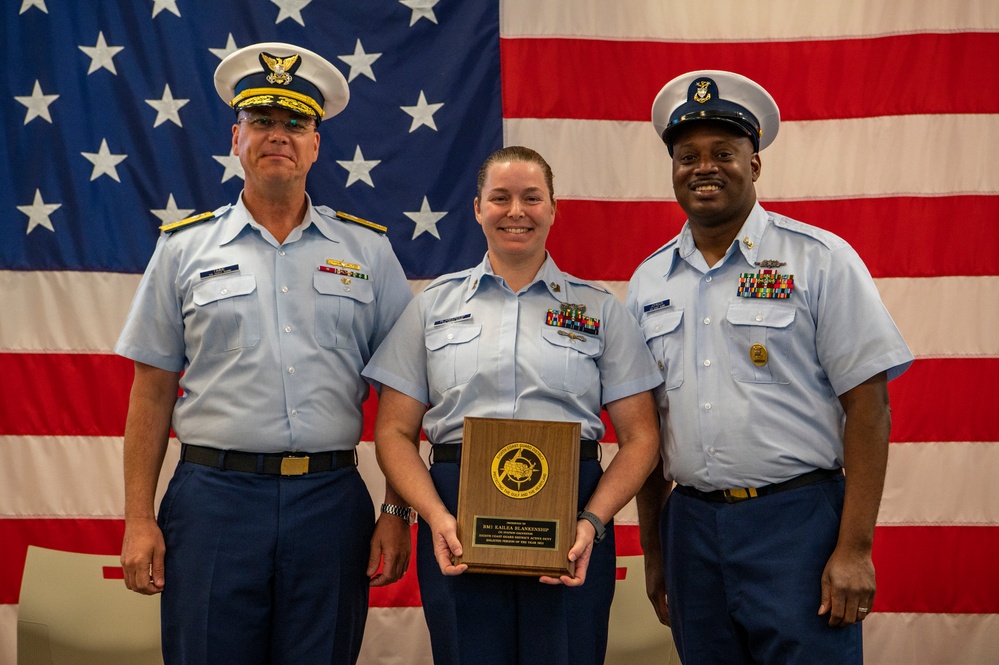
top-left (577, 510), bottom-right (606, 543)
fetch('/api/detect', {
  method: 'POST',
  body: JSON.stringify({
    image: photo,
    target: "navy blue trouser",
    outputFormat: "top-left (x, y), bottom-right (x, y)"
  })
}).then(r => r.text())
top-left (157, 459), bottom-right (374, 665)
top-left (663, 475), bottom-right (863, 664)
top-left (418, 458), bottom-right (616, 665)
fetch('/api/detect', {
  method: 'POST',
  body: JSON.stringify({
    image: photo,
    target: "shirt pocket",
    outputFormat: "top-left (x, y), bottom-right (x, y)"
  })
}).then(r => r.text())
top-left (314, 273), bottom-right (374, 349)
top-left (425, 324), bottom-right (481, 392)
top-left (192, 274), bottom-right (261, 353)
top-left (725, 302), bottom-right (795, 384)
top-left (539, 327), bottom-right (602, 396)
top-left (641, 309), bottom-right (684, 391)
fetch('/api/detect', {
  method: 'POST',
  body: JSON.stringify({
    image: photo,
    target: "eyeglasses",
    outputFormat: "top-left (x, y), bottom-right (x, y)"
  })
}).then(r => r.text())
top-left (238, 115), bottom-right (315, 135)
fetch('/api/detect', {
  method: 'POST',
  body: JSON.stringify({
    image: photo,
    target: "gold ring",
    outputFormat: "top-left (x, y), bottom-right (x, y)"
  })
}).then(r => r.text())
top-left (858, 607), bottom-right (870, 613)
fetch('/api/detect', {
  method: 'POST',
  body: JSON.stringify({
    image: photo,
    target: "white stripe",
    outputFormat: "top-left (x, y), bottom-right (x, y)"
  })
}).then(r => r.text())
top-left (880, 441), bottom-right (999, 526)
top-left (359, 607), bottom-right (433, 665)
top-left (7, 436), bottom-right (998, 527)
top-left (503, 115), bottom-right (999, 200)
top-left (864, 612), bottom-right (999, 665)
top-left (4, 272), bottom-right (996, 359)
top-left (501, 0), bottom-right (999, 40)
top-left (0, 437), bottom-right (179, 518)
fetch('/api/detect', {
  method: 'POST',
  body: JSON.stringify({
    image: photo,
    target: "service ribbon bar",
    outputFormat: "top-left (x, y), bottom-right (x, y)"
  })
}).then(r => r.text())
top-left (737, 269), bottom-right (794, 299)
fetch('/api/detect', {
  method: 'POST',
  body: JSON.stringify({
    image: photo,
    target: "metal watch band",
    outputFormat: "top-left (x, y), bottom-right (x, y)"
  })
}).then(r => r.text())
top-left (380, 503), bottom-right (413, 523)
top-left (577, 510), bottom-right (606, 543)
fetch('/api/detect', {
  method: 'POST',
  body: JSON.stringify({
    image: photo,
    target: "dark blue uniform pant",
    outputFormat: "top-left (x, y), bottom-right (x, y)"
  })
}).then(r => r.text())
top-left (663, 475), bottom-right (863, 664)
top-left (157, 460), bottom-right (374, 665)
top-left (417, 458), bottom-right (616, 665)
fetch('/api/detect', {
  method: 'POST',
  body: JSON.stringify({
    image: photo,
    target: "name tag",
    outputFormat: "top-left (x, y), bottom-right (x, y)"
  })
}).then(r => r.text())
top-left (199, 264), bottom-right (239, 279)
top-left (644, 299), bottom-right (671, 313)
top-left (434, 313), bottom-right (472, 326)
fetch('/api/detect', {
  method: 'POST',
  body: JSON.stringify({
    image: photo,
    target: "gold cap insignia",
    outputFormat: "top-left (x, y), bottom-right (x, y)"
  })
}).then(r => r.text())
top-left (260, 52), bottom-right (300, 86)
top-left (694, 80), bottom-right (711, 104)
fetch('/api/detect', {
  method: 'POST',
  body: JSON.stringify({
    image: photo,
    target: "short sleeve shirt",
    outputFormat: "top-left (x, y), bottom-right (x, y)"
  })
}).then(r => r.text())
top-left (115, 194), bottom-right (412, 453)
top-left (626, 203), bottom-right (913, 490)
top-left (363, 253), bottom-right (662, 444)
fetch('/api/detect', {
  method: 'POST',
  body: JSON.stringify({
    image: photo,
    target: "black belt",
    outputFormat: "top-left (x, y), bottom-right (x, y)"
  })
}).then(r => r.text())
top-left (181, 443), bottom-right (356, 476)
top-left (431, 440), bottom-right (600, 463)
top-left (674, 468), bottom-right (843, 504)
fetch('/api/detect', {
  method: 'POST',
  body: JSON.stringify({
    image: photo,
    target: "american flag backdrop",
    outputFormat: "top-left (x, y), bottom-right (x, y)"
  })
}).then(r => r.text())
top-left (1, 1), bottom-right (997, 663)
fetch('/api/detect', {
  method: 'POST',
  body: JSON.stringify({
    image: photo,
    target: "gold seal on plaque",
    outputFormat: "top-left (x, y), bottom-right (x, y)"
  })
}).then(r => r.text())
top-left (491, 443), bottom-right (549, 499)
top-left (750, 343), bottom-right (768, 366)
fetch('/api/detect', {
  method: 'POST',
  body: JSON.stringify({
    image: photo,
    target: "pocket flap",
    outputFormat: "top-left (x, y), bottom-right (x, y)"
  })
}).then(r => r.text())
top-left (313, 272), bottom-right (374, 304)
top-left (426, 324), bottom-right (482, 351)
top-left (540, 327), bottom-right (601, 358)
top-left (193, 274), bottom-right (256, 305)
top-left (641, 309), bottom-right (684, 339)
top-left (726, 302), bottom-right (795, 328)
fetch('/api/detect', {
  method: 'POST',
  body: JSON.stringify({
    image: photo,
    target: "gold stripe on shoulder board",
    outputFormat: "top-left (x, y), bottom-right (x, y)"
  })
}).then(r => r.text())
top-left (336, 211), bottom-right (387, 234)
top-left (159, 211), bottom-right (216, 234)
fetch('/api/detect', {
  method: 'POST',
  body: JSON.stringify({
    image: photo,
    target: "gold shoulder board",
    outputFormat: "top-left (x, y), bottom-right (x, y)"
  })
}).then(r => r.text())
top-left (336, 211), bottom-right (387, 234)
top-left (160, 211), bottom-right (216, 234)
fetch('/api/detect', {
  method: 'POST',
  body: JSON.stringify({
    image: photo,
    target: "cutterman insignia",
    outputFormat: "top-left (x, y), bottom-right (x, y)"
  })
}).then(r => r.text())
top-left (755, 259), bottom-right (787, 269)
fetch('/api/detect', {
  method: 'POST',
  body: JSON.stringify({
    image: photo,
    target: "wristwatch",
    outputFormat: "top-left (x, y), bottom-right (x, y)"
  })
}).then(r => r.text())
top-left (577, 510), bottom-right (606, 543)
top-left (380, 503), bottom-right (414, 524)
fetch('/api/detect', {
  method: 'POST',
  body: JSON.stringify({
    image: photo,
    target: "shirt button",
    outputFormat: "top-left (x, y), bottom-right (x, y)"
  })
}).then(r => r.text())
top-left (288, 366), bottom-right (296, 374)
top-left (343, 286), bottom-right (351, 292)
top-left (284, 325), bottom-right (292, 333)
top-left (703, 359), bottom-right (711, 367)
top-left (220, 288), bottom-right (228, 295)
top-left (281, 285), bottom-right (289, 293)
top-left (446, 333), bottom-right (454, 340)
top-left (708, 447), bottom-right (716, 456)
top-left (658, 360), bottom-right (664, 370)
top-left (290, 410), bottom-right (298, 418)
top-left (278, 250), bottom-right (286, 256)
top-left (654, 324), bottom-right (661, 332)
top-left (704, 402), bottom-right (712, 410)
top-left (705, 276), bottom-right (713, 283)
top-left (703, 317), bottom-right (711, 325)
top-left (756, 313), bottom-right (763, 322)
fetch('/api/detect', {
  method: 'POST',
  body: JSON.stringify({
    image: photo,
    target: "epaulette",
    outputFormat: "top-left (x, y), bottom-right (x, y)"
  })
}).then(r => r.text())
top-left (636, 236), bottom-right (680, 268)
top-left (563, 273), bottom-right (610, 294)
top-left (335, 210), bottom-right (387, 234)
top-left (159, 211), bottom-right (218, 234)
top-left (425, 268), bottom-right (474, 291)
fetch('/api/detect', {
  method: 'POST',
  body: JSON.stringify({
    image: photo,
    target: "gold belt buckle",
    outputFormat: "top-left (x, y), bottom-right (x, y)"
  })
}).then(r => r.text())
top-left (722, 487), bottom-right (758, 503)
top-left (280, 455), bottom-right (310, 476)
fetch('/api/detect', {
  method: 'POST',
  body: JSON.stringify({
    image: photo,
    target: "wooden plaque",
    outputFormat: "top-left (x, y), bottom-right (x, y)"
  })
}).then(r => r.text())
top-left (454, 417), bottom-right (580, 577)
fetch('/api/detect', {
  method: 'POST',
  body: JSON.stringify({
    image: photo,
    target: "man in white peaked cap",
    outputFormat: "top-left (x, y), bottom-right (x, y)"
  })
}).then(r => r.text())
top-left (116, 42), bottom-right (413, 665)
top-left (628, 70), bottom-right (913, 664)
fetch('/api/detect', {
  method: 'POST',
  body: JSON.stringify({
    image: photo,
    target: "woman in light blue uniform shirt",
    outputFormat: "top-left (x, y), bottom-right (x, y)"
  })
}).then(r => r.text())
top-left (363, 146), bottom-right (662, 665)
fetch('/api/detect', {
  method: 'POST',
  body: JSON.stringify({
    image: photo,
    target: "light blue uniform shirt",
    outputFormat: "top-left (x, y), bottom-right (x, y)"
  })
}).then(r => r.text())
top-left (626, 203), bottom-right (913, 491)
top-left (115, 194), bottom-right (412, 453)
top-left (363, 253), bottom-right (662, 444)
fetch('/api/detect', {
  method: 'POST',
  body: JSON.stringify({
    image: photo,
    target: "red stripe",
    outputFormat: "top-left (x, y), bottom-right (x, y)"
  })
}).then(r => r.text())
top-left (5, 355), bottom-right (997, 443)
top-left (0, 353), bottom-right (133, 436)
top-left (368, 524), bottom-right (422, 608)
top-left (103, 566), bottom-right (125, 580)
top-left (888, 358), bottom-right (999, 444)
top-left (873, 525), bottom-right (999, 613)
top-left (610, 524), bottom-right (999, 614)
top-left (549, 196), bottom-right (999, 280)
top-left (501, 33), bottom-right (999, 121)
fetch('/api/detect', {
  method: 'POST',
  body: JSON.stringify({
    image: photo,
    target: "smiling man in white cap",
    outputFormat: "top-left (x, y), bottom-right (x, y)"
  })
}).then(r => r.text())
top-left (627, 71), bottom-right (913, 663)
top-left (116, 42), bottom-right (413, 665)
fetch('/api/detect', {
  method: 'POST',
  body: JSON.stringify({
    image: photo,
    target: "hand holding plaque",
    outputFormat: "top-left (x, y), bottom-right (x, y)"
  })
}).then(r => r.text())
top-left (454, 417), bottom-right (581, 577)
